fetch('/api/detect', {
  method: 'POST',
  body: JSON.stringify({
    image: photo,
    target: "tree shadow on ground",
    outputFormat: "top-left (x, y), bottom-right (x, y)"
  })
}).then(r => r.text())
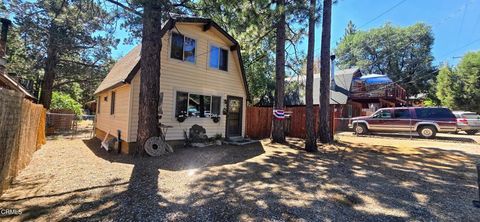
top-left (82, 138), bottom-right (265, 171)
top-left (2, 137), bottom-right (480, 221)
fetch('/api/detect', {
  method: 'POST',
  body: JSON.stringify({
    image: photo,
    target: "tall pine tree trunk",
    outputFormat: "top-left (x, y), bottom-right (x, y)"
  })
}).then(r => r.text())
top-left (271, 0), bottom-right (286, 143)
top-left (39, 26), bottom-right (59, 109)
top-left (305, 0), bottom-right (317, 151)
top-left (319, 0), bottom-right (333, 143)
top-left (136, 1), bottom-right (163, 154)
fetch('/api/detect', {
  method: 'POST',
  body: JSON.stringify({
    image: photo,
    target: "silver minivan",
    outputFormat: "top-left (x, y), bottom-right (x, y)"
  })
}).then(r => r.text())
top-left (453, 111), bottom-right (480, 135)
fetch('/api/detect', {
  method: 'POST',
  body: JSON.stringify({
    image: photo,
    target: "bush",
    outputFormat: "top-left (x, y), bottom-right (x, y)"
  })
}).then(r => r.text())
top-left (50, 91), bottom-right (83, 115)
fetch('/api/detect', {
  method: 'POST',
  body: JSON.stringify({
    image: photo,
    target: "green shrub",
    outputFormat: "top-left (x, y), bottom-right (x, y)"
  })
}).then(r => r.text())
top-left (50, 91), bottom-right (83, 115)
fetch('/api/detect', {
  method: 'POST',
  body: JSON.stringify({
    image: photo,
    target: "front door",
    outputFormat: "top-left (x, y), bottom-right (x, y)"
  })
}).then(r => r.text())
top-left (226, 96), bottom-right (243, 138)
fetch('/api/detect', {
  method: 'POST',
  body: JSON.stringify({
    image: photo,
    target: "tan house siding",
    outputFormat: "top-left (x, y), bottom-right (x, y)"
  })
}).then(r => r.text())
top-left (95, 84), bottom-right (131, 142)
top-left (128, 23), bottom-right (247, 141)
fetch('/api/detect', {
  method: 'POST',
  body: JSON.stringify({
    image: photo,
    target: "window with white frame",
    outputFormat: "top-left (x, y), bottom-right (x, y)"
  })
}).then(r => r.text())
top-left (170, 32), bottom-right (196, 63)
top-left (175, 91), bottom-right (221, 118)
top-left (209, 45), bottom-right (228, 71)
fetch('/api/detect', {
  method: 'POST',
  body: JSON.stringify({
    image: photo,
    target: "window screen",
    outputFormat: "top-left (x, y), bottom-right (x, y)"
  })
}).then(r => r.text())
top-left (188, 94), bottom-right (211, 117)
top-left (170, 33), bottom-right (184, 60)
top-left (210, 46), bottom-right (220, 68)
top-left (175, 91), bottom-right (188, 117)
top-left (211, 96), bottom-right (221, 115)
top-left (184, 37), bottom-right (196, 63)
top-left (219, 48), bottom-right (228, 71)
top-left (210, 46), bottom-right (228, 71)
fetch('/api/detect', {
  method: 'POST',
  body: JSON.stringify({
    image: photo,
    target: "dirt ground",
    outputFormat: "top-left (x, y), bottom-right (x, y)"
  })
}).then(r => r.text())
top-left (1, 134), bottom-right (479, 221)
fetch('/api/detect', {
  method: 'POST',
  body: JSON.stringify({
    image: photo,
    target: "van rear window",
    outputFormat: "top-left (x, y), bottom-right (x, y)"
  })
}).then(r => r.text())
top-left (415, 108), bottom-right (455, 119)
top-left (463, 114), bottom-right (480, 119)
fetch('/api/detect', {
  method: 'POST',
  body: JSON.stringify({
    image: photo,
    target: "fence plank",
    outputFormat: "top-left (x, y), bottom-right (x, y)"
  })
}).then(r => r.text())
top-left (246, 105), bottom-right (344, 139)
top-left (0, 89), bottom-right (46, 195)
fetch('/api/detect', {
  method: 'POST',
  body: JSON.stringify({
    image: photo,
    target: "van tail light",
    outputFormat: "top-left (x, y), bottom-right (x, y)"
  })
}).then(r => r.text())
top-left (457, 118), bottom-right (468, 124)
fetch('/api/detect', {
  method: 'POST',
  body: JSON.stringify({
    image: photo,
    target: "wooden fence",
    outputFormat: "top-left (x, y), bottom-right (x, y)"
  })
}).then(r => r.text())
top-left (0, 89), bottom-right (46, 195)
top-left (246, 105), bottom-right (344, 139)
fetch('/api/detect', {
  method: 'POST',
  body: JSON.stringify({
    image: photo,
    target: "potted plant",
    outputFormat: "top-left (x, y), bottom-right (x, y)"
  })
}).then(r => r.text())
top-left (211, 114), bottom-right (220, 123)
top-left (177, 111), bottom-right (188, 123)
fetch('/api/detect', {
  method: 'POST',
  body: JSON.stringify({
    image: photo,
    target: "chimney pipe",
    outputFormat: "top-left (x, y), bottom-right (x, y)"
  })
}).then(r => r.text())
top-left (330, 54), bottom-right (336, 90)
top-left (0, 18), bottom-right (11, 73)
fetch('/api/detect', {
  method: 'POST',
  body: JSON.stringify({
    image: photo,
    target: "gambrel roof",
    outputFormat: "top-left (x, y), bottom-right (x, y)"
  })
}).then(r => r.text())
top-left (94, 14), bottom-right (249, 99)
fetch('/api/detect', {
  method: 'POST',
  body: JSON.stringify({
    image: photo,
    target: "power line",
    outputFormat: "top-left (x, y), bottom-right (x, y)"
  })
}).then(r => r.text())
top-left (314, 0), bottom-right (408, 52)
top-left (457, 0), bottom-right (469, 46)
top-left (472, 5), bottom-right (480, 35)
top-left (359, 0), bottom-right (408, 29)
top-left (438, 37), bottom-right (480, 61)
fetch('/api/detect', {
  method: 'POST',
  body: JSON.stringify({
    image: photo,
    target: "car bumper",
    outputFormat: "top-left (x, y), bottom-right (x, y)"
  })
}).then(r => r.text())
top-left (457, 125), bottom-right (480, 131)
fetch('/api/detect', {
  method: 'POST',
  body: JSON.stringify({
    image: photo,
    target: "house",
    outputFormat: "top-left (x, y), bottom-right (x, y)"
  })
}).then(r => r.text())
top-left (285, 68), bottom-right (407, 130)
top-left (287, 68), bottom-right (406, 114)
top-left (285, 68), bottom-right (359, 107)
top-left (0, 72), bottom-right (36, 100)
top-left (348, 72), bottom-right (406, 116)
top-left (94, 15), bottom-right (248, 154)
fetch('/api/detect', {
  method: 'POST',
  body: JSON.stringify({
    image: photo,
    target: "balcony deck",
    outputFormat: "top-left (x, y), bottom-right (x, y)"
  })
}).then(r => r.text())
top-left (350, 83), bottom-right (406, 104)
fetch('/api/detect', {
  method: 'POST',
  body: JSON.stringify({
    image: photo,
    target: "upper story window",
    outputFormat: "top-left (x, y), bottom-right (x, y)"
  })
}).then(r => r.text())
top-left (170, 32), bottom-right (196, 63)
top-left (209, 45), bottom-right (228, 71)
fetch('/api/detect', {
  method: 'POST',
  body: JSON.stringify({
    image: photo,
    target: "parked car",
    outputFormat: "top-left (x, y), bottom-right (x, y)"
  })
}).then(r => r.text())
top-left (349, 107), bottom-right (457, 139)
top-left (453, 111), bottom-right (480, 135)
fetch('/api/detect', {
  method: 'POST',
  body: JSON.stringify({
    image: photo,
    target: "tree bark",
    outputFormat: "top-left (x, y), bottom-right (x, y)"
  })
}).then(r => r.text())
top-left (271, 0), bottom-right (286, 143)
top-left (39, 26), bottom-right (59, 109)
top-left (136, 1), bottom-right (163, 155)
top-left (305, 0), bottom-right (317, 152)
top-left (319, 0), bottom-right (333, 143)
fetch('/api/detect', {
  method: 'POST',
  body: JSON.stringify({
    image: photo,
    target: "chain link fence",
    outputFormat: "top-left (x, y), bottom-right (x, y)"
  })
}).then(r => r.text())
top-left (46, 113), bottom-right (95, 139)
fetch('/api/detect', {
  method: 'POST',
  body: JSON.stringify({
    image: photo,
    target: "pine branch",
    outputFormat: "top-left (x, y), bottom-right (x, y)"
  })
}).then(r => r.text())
top-left (105, 0), bottom-right (141, 16)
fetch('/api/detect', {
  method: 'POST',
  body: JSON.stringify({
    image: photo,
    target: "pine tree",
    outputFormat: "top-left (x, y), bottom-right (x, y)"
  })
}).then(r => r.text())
top-left (271, 0), bottom-right (286, 143)
top-left (305, 0), bottom-right (317, 151)
top-left (318, 0), bottom-right (333, 143)
top-left (11, 0), bottom-right (116, 108)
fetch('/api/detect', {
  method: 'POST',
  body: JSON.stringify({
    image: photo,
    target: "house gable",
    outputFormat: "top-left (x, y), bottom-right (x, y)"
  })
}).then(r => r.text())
top-left (126, 21), bottom-right (248, 141)
top-left (94, 15), bottom-right (249, 100)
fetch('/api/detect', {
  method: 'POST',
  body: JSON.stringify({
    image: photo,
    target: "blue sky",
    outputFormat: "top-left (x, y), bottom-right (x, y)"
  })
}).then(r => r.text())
top-left (112, 0), bottom-right (480, 66)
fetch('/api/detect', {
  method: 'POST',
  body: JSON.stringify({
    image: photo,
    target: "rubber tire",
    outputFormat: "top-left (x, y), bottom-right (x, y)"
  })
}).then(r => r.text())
top-left (465, 130), bottom-right (478, 135)
top-left (418, 125), bottom-right (437, 139)
top-left (354, 123), bottom-right (368, 135)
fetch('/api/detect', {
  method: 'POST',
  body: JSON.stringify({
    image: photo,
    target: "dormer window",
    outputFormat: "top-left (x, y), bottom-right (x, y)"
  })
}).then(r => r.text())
top-left (209, 45), bottom-right (228, 71)
top-left (170, 32), bottom-right (196, 63)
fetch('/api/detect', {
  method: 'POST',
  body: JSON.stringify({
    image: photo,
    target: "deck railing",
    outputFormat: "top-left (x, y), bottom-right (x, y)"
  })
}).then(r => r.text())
top-left (351, 83), bottom-right (406, 101)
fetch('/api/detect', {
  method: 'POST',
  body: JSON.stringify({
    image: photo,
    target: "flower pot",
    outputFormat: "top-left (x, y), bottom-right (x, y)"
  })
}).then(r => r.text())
top-left (177, 116), bottom-right (186, 122)
top-left (212, 117), bottom-right (220, 123)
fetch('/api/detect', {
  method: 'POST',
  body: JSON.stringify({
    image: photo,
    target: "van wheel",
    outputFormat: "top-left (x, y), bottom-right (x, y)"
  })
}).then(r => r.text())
top-left (418, 126), bottom-right (437, 139)
top-left (465, 130), bottom-right (478, 135)
top-left (354, 123), bottom-right (368, 135)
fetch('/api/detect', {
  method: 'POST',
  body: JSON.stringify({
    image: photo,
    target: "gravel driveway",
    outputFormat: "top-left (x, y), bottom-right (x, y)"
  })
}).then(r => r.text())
top-left (1, 135), bottom-right (479, 221)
